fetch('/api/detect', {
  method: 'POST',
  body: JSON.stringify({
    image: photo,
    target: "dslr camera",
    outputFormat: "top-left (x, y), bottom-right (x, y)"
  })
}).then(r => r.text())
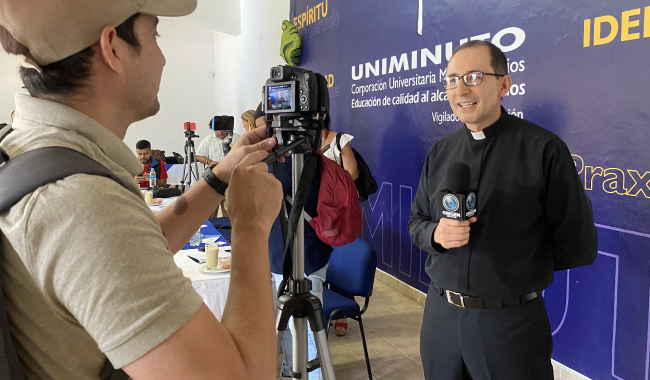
top-left (262, 66), bottom-right (329, 153)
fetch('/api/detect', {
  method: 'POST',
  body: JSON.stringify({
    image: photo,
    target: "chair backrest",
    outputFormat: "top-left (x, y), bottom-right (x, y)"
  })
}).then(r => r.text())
top-left (326, 239), bottom-right (377, 298)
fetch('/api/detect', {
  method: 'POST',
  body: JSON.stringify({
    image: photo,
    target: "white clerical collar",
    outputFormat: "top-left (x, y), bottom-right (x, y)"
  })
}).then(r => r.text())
top-left (471, 131), bottom-right (486, 140)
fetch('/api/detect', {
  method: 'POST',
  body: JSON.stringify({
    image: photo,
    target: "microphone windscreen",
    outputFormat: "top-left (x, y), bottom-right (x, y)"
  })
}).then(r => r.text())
top-left (446, 162), bottom-right (470, 193)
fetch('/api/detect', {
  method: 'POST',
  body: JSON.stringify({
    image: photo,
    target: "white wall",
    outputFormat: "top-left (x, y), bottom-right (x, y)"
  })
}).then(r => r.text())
top-left (0, 55), bottom-right (26, 125)
top-left (230, 0), bottom-right (291, 132)
top-left (186, 0), bottom-right (241, 35)
top-left (213, 32), bottom-right (239, 124)
top-left (124, 17), bottom-right (216, 155)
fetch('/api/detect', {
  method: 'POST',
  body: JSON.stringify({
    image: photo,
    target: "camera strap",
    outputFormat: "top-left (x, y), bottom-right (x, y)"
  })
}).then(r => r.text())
top-left (274, 160), bottom-right (289, 257)
top-left (278, 154), bottom-right (318, 292)
top-left (275, 125), bottom-right (323, 295)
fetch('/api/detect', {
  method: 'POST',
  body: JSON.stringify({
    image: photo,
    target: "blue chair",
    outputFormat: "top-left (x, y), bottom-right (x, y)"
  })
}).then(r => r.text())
top-left (208, 217), bottom-right (231, 242)
top-left (322, 239), bottom-right (377, 380)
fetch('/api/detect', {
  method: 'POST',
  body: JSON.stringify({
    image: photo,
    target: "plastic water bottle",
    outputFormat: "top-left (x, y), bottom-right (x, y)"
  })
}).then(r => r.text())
top-left (190, 229), bottom-right (202, 246)
top-left (149, 168), bottom-right (156, 188)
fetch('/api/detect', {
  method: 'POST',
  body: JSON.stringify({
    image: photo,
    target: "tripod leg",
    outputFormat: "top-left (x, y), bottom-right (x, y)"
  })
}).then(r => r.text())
top-left (181, 155), bottom-right (188, 192)
top-left (193, 158), bottom-right (200, 183)
top-left (314, 329), bottom-right (336, 380)
top-left (277, 329), bottom-right (285, 356)
top-left (292, 317), bottom-right (308, 379)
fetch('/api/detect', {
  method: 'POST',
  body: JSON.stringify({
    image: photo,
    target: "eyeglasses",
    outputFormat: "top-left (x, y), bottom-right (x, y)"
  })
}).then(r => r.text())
top-left (443, 71), bottom-right (505, 90)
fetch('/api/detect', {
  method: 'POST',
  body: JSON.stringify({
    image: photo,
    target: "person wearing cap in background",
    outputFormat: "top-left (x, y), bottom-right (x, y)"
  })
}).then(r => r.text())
top-left (0, 1), bottom-right (283, 380)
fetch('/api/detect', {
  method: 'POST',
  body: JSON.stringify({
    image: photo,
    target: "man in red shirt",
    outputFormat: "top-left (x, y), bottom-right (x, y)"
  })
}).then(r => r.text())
top-left (135, 139), bottom-right (167, 188)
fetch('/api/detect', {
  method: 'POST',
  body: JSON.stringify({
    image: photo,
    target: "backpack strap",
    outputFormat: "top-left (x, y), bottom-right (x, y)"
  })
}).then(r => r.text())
top-left (0, 147), bottom-right (137, 213)
top-left (99, 359), bottom-right (129, 380)
top-left (0, 126), bottom-right (14, 166)
top-left (335, 133), bottom-right (344, 169)
top-left (0, 273), bottom-right (24, 380)
top-left (0, 144), bottom-right (136, 379)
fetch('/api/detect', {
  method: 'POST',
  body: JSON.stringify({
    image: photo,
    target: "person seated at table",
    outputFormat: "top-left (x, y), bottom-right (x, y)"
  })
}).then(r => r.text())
top-left (135, 139), bottom-right (168, 188)
top-left (195, 117), bottom-right (241, 167)
top-left (196, 117), bottom-right (241, 217)
top-left (0, 5), bottom-right (284, 380)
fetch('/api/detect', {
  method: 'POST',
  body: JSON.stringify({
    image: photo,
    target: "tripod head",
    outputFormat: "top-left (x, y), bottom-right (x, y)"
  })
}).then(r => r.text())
top-left (184, 129), bottom-right (199, 140)
top-left (265, 113), bottom-right (324, 156)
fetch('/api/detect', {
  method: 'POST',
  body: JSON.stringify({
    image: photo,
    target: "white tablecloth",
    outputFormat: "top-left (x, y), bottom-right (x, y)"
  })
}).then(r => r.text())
top-left (146, 196), bottom-right (178, 212)
top-left (174, 249), bottom-right (231, 321)
top-left (166, 163), bottom-right (206, 186)
top-left (147, 197), bottom-right (231, 320)
top-left (166, 164), bottom-right (185, 186)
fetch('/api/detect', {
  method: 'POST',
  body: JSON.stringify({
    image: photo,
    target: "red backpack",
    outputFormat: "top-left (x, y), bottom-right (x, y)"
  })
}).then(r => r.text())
top-left (308, 153), bottom-right (362, 246)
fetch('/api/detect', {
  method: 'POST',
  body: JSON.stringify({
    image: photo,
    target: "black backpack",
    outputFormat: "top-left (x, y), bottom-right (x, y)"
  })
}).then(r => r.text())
top-left (335, 133), bottom-right (378, 202)
top-left (0, 126), bottom-right (129, 380)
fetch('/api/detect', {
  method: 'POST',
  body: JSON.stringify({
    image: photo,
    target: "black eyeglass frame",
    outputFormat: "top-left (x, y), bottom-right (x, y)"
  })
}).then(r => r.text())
top-left (443, 71), bottom-right (506, 90)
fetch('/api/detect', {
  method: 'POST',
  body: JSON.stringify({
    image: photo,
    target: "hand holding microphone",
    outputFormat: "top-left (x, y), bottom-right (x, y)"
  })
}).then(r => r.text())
top-left (434, 217), bottom-right (477, 249)
top-left (433, 162), bottom-right (478, 249)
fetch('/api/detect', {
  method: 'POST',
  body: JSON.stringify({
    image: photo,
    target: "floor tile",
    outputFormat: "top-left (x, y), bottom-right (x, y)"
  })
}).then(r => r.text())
top-left (364, 315), bottom-right (420, 341)
top-left (372, 290), bottom-right (411, 306)
top-left (332, 277), bottom-right (427, 380)
top-left (370, 357), bottom-right (425, 380)
top-left (334, 319), bottom-right (384, 345)
top-left (334, 363), bottom-right (378, 379)
top-left (381, 300), bottom-right (424, 316)
top-left (409, 355), bottom-right (423, 368)
top-left (363, 303), bottom-right (396, 318)
top-left (400, 314), bottom-right (423, 330)
top-left (345, 338), bottom-right (407, 366)
top-left (329, 339), bottom-right (363, 368)
top-left (385, 329), bottom-right (421, 356)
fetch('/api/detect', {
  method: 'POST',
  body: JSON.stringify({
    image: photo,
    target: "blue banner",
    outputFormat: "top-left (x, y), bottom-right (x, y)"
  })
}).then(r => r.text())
top-left (289, 1), bottom-right (650, 378)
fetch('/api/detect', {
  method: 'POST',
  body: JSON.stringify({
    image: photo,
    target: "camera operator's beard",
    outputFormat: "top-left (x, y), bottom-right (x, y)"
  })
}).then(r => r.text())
top-left (128, 95), bottom-right (160, 122)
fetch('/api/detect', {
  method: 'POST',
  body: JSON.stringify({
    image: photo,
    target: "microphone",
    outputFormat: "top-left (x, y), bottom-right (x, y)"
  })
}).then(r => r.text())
top-left (222, 132), bottom-right (233, 155)
top-left (437, 162), bottom-right (477, 221)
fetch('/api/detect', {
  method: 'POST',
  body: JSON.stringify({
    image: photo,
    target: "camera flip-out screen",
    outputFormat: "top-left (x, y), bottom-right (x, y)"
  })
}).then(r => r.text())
top-left (266, 83), bottom-right (295, 113)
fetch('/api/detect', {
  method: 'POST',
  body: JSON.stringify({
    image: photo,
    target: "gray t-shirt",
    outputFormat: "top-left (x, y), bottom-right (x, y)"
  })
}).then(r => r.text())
top-left (0, 94), bottom-right (203, 379)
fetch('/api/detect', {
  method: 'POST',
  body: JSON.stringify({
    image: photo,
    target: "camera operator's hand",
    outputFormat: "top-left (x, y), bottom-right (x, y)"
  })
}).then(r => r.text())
top-left (213, 127), bottom-right (285, 183)
top-left (226, 150), bottom-right (282, 233)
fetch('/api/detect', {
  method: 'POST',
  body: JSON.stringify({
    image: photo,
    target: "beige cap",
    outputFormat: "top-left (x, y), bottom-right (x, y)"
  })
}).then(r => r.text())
top-left (0, 0), bottom-right (197, 68)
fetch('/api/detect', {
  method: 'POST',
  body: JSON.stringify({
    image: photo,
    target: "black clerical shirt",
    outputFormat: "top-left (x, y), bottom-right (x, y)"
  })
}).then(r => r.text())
top-left (408, 107), bottom-right (597, 298)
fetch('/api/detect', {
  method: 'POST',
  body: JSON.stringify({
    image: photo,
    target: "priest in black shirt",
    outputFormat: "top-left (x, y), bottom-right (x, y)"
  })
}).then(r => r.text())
top-left (408, 41), bottom-right (597, 380)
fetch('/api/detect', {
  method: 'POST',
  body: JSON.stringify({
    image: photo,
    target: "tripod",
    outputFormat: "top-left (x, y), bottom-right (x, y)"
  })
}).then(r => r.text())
top-left (181, 130), bottom-right (200, 192)
top-left (270, 117), bottom-right (336, 380)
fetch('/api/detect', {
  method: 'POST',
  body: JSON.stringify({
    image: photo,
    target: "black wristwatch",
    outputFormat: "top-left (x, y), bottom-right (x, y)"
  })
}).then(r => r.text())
top-left (202, 164), bottom-right (228, 196)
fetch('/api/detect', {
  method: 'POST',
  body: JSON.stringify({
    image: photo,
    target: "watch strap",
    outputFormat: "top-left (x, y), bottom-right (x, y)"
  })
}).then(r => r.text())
top-left (202, 164), bottom-right (228, 196)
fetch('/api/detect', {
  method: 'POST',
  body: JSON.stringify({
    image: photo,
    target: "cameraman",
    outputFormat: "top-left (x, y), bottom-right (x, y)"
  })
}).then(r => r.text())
top-left (0, 3), bottom-right (283, 380)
